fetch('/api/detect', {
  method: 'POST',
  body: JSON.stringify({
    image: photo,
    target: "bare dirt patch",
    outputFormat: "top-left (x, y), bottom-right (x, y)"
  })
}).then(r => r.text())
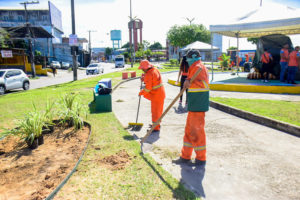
top-left (98, 149), bottom-right (131, 170)
top-left (0, 124), bottom-right (90, 200)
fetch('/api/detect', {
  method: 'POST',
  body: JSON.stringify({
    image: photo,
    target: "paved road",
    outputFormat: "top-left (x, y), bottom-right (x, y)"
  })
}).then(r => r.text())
top-left (113, 72), bottom-right (300, 200)
top-left (29, 62), bottom-right (130, 90)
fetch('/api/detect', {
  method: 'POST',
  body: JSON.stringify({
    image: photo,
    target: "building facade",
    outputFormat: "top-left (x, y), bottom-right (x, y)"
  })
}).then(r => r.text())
top-left (0, 1), bottom-right (86, 65)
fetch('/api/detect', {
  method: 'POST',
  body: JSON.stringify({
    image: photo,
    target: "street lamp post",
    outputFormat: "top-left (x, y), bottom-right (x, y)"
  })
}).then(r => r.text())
top-left (71, 0), bottom-right (77, 81)
top-left (20, 1), bottom-right (39, 78)
top-left (88, 30), bottom-right (96, 64)
top-left (130, 0), bottom-right (134, 68)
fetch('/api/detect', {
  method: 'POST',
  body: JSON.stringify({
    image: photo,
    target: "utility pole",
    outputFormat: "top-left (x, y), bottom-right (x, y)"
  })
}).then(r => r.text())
top-left (20, 1), bottom-right (39, 78)
top-left (260, 0), bottom-right (262, 7)
top-left (71, 0), bottom-right (77, 81)
top-left (88, 30), bottom-right (96, 64)
top-left (129, 0), bottom-right (134, 68)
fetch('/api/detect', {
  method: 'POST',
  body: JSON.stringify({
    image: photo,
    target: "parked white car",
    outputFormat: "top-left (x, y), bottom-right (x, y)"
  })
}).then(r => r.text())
top-left (86, 63), bottom-right (104, 75)
top-left (0, 69), bottom-right (30, 95)
top-left (50, 61), bottom-right (61, 69)
top-left (61, 62), bottom-right (70, 69)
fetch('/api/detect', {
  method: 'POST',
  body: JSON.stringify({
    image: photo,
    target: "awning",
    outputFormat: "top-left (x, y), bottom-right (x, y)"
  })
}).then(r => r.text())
top-left (209, 5), bottom-right (300, 38)
top-left (2, 26), bottom-right (54, 39)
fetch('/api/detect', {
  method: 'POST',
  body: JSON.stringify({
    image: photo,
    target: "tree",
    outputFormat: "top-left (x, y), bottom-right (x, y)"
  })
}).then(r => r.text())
top-left (105, 47), bottom-right (112, 59)
top-left (247, 37), bottom-right (259, 45)
top-left (0, 28), bottom-right (10, 48)
top-left (122, 42), bottom-right (130, 49)
top-left (167, 24), bottom-right (211, 47)
top-left (149, 42), bottom-right (163, 50)
top-left (228, 46), bottom-right (237, 50)
top-left (142, 40), bottom-right (150, 49)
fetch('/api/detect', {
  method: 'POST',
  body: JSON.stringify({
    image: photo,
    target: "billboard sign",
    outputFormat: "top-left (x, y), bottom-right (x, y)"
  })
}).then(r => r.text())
top-left (110, 30), bottom-right (121, 41)
top-left (1, 50), bottom-right (13, 58)
top-left (48, 1), bottom-right (63, 32)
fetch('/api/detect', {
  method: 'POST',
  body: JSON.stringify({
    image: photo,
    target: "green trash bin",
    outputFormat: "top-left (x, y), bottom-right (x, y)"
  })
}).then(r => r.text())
top-left (93, 92), bottom-right (112, 112)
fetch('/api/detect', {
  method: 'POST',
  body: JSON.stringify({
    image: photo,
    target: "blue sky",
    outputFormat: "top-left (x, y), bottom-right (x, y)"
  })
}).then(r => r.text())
top-left (1, 0), bottom-right (300, 50)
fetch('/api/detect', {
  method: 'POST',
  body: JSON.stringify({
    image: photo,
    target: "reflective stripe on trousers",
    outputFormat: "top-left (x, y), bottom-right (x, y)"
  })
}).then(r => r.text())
top-left (181, 112), bottom-right (206, 161)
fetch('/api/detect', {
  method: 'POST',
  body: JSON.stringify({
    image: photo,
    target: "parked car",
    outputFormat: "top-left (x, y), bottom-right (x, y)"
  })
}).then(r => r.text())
top-left (61, 62), bottom-right (70, 69)
top-left (70, 62), bottom-right (81, 68)
top-left (0, 69), bottom-right (30, 95)
top-left (50, 61), bottom-right (61, 69)
top-left (86, 63), bottom-right (104, 75)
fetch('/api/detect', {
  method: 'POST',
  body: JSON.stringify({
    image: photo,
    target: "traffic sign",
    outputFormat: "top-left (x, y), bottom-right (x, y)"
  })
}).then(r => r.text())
top-left (69, 34), bottom-right (78, 46)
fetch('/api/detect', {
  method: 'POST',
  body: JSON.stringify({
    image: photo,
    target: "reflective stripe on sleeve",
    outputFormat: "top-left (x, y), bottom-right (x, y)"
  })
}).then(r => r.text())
top-left (153, 83), bottom-right (163, 90)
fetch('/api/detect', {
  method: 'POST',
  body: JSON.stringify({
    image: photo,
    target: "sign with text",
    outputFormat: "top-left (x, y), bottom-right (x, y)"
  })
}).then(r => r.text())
top-left (1, 50), bottom-right (13, 58)
top-left (69, 34), bottom-right (78, 46)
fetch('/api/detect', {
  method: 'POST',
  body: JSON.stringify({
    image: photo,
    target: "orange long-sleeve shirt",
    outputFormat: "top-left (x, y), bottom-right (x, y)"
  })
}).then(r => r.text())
top-left (187, 60), bottom-right (209, 89)
top-left (139, 67), bottom-right (166, 101)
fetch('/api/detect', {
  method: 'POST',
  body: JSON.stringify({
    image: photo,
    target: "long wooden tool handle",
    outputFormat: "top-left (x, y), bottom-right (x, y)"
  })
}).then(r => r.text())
top-left (135, 81), bottom-right (143, 123)
top-left (141, 66), bottom-right (203, 144)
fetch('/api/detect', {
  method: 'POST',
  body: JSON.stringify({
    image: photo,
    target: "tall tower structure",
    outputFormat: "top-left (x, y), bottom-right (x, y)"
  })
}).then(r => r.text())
top-left (128, 19), bottom-right (143, 51)
top-left (110, 30), bottom-right (122, 50)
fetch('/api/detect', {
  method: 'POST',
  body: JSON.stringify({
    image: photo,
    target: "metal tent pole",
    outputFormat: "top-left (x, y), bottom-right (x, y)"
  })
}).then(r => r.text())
top-left (211, 33), bottom-right (214, 82)
top-left (236, 33), bottom-right (239, 76)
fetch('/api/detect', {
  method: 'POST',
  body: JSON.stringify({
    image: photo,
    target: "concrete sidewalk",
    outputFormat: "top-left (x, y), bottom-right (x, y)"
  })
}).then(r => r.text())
top-left (112, 72), bottom-right (300, 200)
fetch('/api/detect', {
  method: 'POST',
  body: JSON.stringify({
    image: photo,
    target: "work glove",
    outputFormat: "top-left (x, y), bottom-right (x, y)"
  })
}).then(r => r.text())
top-left (139, 90), bottom-right (144, 96)
top-left (141, 73), bottom-right (145, 82)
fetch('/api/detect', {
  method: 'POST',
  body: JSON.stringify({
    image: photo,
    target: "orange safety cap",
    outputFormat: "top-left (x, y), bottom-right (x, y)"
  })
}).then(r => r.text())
top-left (139, 60), bottom-right (153, 70)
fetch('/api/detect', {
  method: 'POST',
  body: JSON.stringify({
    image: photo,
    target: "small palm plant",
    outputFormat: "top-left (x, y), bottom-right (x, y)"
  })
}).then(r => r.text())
top-left (58, 93), bottom-right (87, 130)
top-left (43, 100), bottom-right (56, 132)
top-left (5, 110), bottom-right (47, 148)
top-left (218, 54), bottom-right (231, 71)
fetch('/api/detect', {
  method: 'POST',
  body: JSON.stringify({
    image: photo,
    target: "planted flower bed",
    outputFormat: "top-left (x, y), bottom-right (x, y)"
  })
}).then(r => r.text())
top-left (0, 94), bottom-right (89, 200)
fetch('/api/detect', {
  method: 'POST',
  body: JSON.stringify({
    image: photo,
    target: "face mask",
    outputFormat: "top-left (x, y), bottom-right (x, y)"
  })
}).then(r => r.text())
top-left (186, 57), bottom-right (201, 66)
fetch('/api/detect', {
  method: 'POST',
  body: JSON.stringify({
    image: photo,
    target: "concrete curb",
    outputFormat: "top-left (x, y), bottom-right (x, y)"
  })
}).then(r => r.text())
top-left (210, 100), bottom-right (300, 137)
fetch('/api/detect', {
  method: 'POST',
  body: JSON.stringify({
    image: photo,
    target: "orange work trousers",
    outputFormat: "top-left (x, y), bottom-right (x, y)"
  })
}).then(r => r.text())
top-left (151, 98), bottom-right (164, 131)
top-left (181, 112), bottom-right (206, 161)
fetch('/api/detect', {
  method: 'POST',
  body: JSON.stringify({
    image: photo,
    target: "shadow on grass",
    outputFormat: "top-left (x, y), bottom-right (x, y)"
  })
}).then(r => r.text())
top-left (140, 152), bottom-right (200, 200)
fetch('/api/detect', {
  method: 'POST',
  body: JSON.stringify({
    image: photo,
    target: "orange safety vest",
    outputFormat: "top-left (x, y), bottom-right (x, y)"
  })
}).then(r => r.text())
top-left (288, 50), bottom-right (299, 67)
top-left (261, 52), bottom-right (271, 64)
top-left (280, 48), bottom-right (289, 62)
top-left (141, 67), bottom-right (166, 101)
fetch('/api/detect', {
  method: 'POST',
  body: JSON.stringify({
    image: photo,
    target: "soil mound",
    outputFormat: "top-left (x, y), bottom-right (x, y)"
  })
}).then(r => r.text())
top-left (99, 149), bottom-right (131, 170)
top-left (0, 124), bottom-right (90, 200)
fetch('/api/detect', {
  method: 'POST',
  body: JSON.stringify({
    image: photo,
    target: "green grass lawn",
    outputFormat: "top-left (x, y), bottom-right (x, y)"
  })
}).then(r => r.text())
top-left (211, 97), bottom-right (300, 127)
top-left (0, 69), bottom-right (198, 199)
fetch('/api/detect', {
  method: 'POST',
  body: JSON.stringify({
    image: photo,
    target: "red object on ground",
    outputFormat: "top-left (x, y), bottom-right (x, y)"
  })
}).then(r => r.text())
top-left (122, 72), bottom-right (128, 79)
top-left (130, 71), bottom-right (136, 78)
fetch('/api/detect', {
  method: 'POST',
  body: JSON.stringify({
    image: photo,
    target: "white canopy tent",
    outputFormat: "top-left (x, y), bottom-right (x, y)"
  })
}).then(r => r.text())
top-left (180, 41), bottom-right (219, 61)
top-left (181, 41), bottom-right (219, 51)
top-left (209, 4), bottom-right (300, 81)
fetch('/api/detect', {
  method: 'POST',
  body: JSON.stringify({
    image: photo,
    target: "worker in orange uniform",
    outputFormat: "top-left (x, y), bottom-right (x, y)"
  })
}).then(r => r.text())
top-left (287, 46), bottom-right (300, 84)
top-left (173, 49), bottom-right (209, 166)
top-left (138, 60), bottom-right (166, 134)
top-left (261, 48), bottom-right (273, 83)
